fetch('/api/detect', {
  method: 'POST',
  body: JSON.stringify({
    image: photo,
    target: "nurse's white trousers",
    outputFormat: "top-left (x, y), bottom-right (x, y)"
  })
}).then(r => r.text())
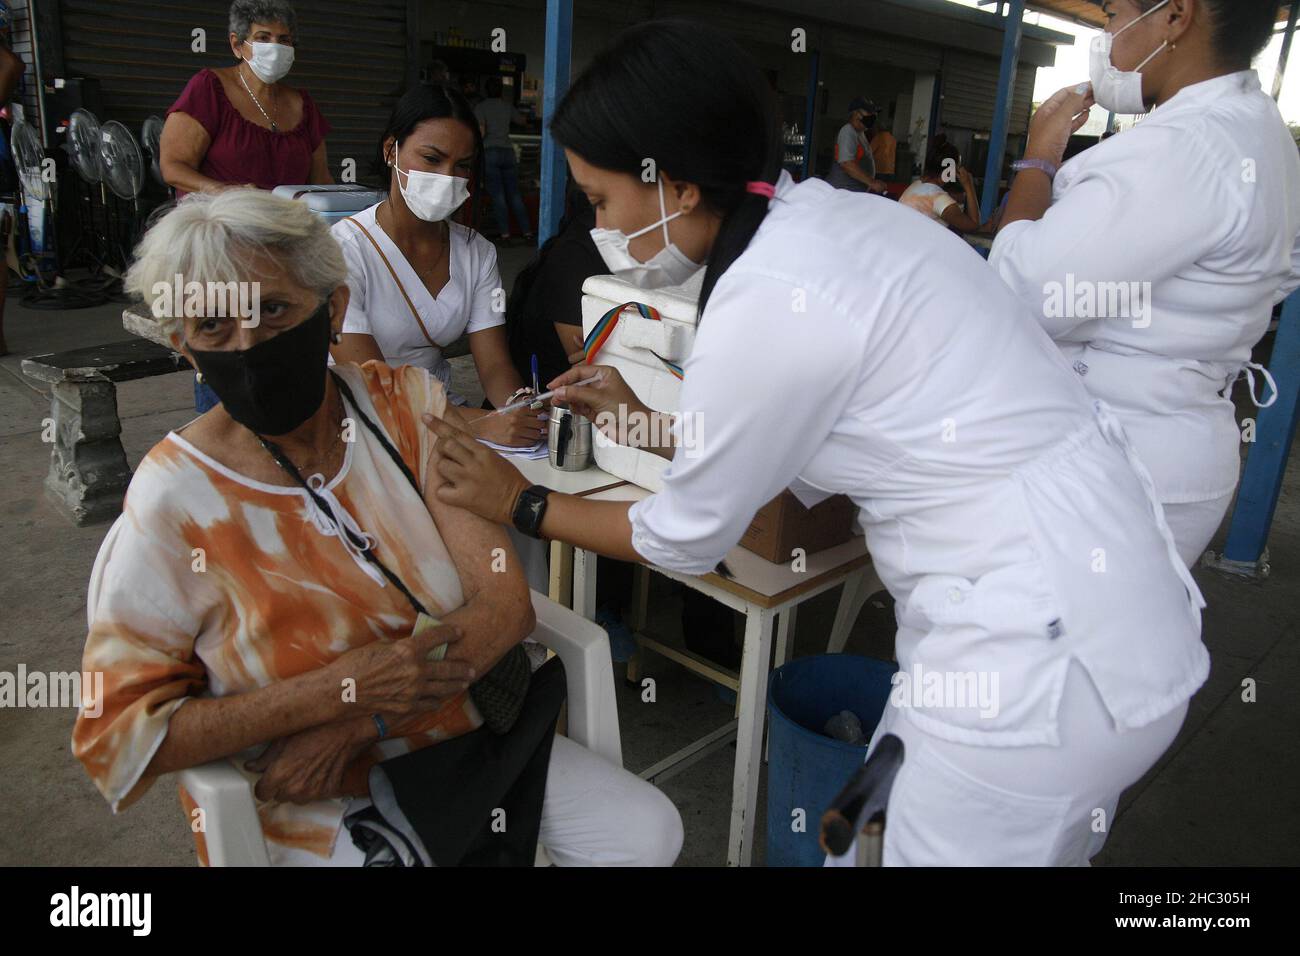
top-left (827, 660), bottom-right (1188, 866)
top-left (284, 735), bottom-right (684, 866)
top-left (1164, 492), bottom-right (1236, 568)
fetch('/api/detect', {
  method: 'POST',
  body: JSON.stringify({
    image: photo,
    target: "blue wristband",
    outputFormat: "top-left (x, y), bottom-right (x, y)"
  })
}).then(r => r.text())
top-left (371, 713), bottom-right (388, 740)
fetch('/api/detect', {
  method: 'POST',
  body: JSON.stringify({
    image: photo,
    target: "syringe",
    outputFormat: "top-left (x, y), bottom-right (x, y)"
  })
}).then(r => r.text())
top-left (482, 373), bottom-right (606, 418)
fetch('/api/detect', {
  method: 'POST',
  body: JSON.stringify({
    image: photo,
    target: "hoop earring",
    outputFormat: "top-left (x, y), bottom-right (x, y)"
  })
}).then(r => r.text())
top-left (195, 372), bottom-right (204, 384)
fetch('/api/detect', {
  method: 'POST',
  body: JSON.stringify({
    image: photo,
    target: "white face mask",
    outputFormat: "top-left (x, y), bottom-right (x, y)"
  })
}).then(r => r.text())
top-left (243, 41), bottom-right (295, 84)
top-left (393, 160), bottom-right (470, 222)
top-left (589, 178), bottom-right (702, 290)
top-left (1089, 0), bottom-right (1171, 115)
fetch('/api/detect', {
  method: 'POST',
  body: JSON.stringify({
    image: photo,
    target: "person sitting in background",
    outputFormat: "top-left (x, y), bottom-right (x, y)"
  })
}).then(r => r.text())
top-left (899, 140), bottom-right (983, 234)
top-left (72, 189), bottom-right (683, 867)
top-left (328, 84), bottom-right (546, 449)
top-left (475, 76), bottom-right (535, 244)
top-left (160, 0), bottom-right (332, 413)
top-left (505, 184), bottom-right (604, 387)
top-left (824, 97), bottom-right (888, 194)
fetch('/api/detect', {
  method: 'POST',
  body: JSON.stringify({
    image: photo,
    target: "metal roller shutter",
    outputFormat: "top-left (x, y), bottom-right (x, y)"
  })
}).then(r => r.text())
top-left (56, 0), bottom-right (409, 182)
top-left (8, 0), bottom-right (40, 131)
top-left (939, 49), bottom-right (1036, 135)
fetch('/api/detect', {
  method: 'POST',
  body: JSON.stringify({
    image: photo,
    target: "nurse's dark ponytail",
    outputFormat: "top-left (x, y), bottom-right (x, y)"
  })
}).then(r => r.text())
top-left (550, 19), bottom-right (782, 315)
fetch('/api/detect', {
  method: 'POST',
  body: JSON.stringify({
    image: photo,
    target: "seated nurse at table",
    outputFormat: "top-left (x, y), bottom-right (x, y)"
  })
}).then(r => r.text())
top-left (989, 0), bottom-right (1300, 567)
top-left (423, 20), bottom-right (1211, 866)
top-left (329, 84), bottom-right (546, 449)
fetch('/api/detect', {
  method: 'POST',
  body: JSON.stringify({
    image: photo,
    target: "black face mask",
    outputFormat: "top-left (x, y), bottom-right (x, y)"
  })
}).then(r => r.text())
top-left (188, 299), bottom-right (333, 436)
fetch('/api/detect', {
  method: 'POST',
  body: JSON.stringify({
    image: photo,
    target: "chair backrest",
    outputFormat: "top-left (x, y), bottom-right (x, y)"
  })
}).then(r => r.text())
top-left (527, 591), bottom-right (623, 768)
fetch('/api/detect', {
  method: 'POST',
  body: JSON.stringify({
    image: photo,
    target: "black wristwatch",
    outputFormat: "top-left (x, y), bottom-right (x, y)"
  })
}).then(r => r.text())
top-left (512, 484), bottom-right (552, 539)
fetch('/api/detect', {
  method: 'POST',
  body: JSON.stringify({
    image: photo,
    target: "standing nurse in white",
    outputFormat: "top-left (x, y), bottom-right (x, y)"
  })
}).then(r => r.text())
top-left (990, 0), bottom-right (1300, 566)
top-left (329, 84), bottom-right (546, 448)
top-left (421, 20), bottom-right (1210, 866)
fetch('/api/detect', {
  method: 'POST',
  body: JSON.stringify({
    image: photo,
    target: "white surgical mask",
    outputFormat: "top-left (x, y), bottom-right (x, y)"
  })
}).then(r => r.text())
top-left (1089, 0), bottom-right (1171, 115)
top-left (393, 161), bottom-right (470, 222)
top-left (243, 41), bottom-right (295, 84)
top-left (589, 178), bottom-right (702, 290)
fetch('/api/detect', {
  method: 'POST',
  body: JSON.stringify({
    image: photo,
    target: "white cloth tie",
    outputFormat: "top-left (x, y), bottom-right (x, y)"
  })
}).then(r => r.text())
top-left (302, 473), bottom-right (386, 588)
top-left (1092, 400), bottom-right (1206, 618)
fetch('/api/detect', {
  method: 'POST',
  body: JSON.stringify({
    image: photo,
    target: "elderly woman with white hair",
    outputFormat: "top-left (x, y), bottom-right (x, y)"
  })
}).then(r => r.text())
top-left (71, 190), bottom-right (682, 867)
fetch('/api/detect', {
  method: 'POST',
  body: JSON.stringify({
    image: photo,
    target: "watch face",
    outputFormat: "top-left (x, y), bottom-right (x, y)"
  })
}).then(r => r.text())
top-left (514, 487), bottom-right (548, 538)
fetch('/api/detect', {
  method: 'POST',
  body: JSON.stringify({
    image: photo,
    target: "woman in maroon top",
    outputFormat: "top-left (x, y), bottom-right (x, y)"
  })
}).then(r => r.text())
top-left (160, 1), bottom-right (332, 196)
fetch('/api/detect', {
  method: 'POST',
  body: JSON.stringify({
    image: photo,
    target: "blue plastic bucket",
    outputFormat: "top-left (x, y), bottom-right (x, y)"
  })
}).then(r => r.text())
top-left (766, 654), bottom-right (898, 866)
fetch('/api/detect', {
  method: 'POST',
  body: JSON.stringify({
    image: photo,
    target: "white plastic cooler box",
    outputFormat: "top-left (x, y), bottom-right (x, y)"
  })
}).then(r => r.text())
top-left (579, 273), bottom-right (703, 492)
top-left (272, 184), bottom-right (386, 224)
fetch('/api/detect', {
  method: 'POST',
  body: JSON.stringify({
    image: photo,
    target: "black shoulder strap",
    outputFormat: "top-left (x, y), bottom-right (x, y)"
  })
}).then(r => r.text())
top-left (330, 369), bottom-right (422, 498)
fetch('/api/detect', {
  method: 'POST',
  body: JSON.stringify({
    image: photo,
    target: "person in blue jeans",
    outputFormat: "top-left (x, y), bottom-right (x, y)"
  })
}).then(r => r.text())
top-left (474, 76), bottom-right (534, 243)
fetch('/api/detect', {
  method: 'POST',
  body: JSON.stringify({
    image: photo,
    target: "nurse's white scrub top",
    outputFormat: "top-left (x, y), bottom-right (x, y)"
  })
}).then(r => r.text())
top-left (331, 203), bottom-right (505, 404)
top-left (990, 71), bottom-right (1300, 506)
top-left (629, 171), bottom-right (1209, 747)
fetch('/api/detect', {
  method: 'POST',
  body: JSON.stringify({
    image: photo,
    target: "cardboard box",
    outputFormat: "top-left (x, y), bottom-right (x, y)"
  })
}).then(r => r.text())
top-left (739, 491), bottom-right (858, 564)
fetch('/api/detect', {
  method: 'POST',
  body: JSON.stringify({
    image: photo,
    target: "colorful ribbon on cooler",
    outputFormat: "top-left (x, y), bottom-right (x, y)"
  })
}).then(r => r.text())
top-left (581, 300), bottom-right (684, 380)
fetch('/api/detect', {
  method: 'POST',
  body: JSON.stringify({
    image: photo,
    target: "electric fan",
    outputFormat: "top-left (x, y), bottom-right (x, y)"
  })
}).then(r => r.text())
top-left (64, 108), bottom-right (112, 270)
top-left (9, 119), bottom-right (56, 277)
top-left (99, 120), bottom-right (147, 268)
top-left (141, 115), bottom-right (166, 191)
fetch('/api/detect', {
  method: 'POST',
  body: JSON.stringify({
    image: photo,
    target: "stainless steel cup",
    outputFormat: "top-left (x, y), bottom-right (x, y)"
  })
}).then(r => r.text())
top-left (548, 403), bottom-right (593, 471)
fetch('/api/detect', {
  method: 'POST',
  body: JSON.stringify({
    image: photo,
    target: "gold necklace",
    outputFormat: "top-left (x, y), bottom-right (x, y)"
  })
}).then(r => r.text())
top-left (238, 64), bottom-right (280, 132)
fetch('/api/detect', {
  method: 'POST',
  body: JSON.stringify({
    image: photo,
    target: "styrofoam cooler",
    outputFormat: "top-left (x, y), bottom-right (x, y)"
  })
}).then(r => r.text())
top-left (272, 184), bottom-right (386, 224)
top-left (579, 272), bottom-right (703, 491)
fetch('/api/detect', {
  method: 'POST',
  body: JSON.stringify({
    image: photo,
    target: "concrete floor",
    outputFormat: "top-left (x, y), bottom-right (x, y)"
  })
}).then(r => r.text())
top-left (0, 264), bottom-right (1297, 867)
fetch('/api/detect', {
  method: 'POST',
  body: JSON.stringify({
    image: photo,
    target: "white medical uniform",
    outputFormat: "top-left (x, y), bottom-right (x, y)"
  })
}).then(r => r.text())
top-left (331, 203), bottom-right (505, 406)
top-left (628, 171), bottom-right (1209, 865)
top-left (990, 71), bottom-right (1300, 566)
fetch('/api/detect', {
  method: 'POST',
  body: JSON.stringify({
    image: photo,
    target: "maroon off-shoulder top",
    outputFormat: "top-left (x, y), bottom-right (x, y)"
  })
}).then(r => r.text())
top-left (167, 69), bottom-right (331, 193)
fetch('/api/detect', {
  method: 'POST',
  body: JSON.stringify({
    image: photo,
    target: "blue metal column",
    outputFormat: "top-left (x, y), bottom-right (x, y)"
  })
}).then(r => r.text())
top-left (1215, 8), bottom-right (1300, 573)
top-left (801, 50), bottom-right (820, 180)
top-left (980, 0), bottom-right (1024, 223)
top-left (1221, 290), bottom-right (1300, 569)
top-left (539, 0), bottom-right (574, 245)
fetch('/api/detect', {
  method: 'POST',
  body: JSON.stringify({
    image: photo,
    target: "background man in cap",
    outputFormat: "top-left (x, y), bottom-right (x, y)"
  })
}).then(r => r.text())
top-left (825, 96), bottom-right (887, 194)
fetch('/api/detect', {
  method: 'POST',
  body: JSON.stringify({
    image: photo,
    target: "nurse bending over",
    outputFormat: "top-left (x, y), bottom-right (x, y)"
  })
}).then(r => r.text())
top-left (991, 0), bottom-right (1300, 566)
top-left (425, 20), bottom-right (1212, 866)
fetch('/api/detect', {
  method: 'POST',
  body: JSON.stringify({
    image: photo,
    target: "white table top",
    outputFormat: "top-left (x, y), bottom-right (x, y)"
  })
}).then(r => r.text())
top-left (582, 483), bottom-right (870, 607)
top-left (510, 455), bottom-right (627, 498)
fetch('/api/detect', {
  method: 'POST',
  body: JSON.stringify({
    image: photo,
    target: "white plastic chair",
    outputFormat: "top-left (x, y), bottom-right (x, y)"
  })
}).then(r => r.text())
top-left (178, 590), bottom-right (622, 866)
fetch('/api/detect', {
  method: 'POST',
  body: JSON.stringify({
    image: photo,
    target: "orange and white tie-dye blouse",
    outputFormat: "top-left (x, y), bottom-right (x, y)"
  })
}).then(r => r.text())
top-left (72, 361), bottom-right (486, 864)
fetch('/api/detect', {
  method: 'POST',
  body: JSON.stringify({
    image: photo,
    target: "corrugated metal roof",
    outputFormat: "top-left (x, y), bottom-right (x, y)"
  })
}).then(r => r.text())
top-left (1023, 0), bottom-right (1106, 27)
top-left (1021, 1), bottom-right (1296, 30)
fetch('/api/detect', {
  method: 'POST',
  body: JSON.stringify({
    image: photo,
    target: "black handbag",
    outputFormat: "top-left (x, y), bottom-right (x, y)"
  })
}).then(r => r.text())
top-left (344, 655), bottom-right (567, 866)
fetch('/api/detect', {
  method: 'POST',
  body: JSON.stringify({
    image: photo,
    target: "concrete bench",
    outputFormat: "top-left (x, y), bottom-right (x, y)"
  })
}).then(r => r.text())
top-left (21, 339), bottom-right (190, 526)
